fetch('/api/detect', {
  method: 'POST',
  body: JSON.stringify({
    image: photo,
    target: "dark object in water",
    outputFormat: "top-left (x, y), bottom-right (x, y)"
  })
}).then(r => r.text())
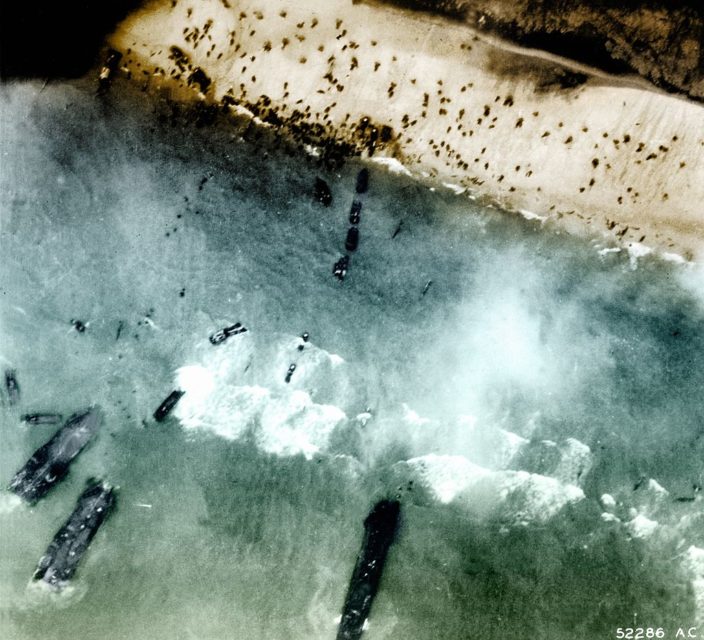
top-left (355, 169), bottom-right (369, 194)
top-left (71, 319), bottom-right (87, 333)
top-left (314, 177), bottom-right (333, 207)
top-left (421, 280), bottom-right (433, 297)
top-left (349, 201), bottom-right (362, 225)
top-left (285, 364), bottom-right (297, 384)
top-left (209, 322), bottom-right (248, 345)
top-left (115, 320), bottom-right (125, 341)
top-left (33, 480), bottom-right (116, 589)
top-left (9, 407), bottom-right (102, 503)
top-left (345, 227), bottom-right (359, 252)
top-left (21, 413), bottom-right (63, 426)
top-left (5, 369), bottom-right (20, 405)
top-left (333, 256), bottom-right (349, 281)
top-left (153, 390), bottom-right (185, 422)
top-left (391, 222), bottom-right (403, 239)
top-left (298, 332), bottom-right (310, 352)
top-left (336, 499), bottom-right (401, 640)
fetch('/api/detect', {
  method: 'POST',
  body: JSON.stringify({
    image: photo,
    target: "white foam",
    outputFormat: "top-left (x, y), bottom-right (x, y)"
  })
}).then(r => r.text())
top-left (258, 390), bottom-right (346, 458)
top-left (626, 513), bottom-right (658, 538)
top-left (442, 182), bottom-right (466, 195)
top-left (627, 242), bottom-right (653, 269)
top-left (405, 454), bottom-right (490, 503)
top-left (684, 546), bottom-right (704, 625)
top-left (332, 454), bottom-right (364, 479)
top-left (501, 429), bottom-right (530, 463)
top-left (519, 209), bottom-right (548, 222)
top-left (355, 411), bottom-right (372, 427)
top-left (370, 156), bottom-right (412, 177)
top-left (176, 365), bottom-right (216, 403)
top-left (662, 251), bottom-right (687, 264)
top-left (328, 354), bottom-right (345, 367)
top-left (395, 409), bottom-right (528, 470)
top-left (174, 332), bottom-right (349, 458)
top-left (597, 247), bottom-right (621, 256)
top-left (0, 492), bottom-right (23, 515)
top-left (176, 383), bottom-right (270, 439)
top-left (303, 144), bottom-right (321, 158)
top-left (24, 578), bottom-right (89, 609)
top-left (632, 478), bottom-right (671, 517)
top-left (401, 404), bottom-right (431, 427)
top-left (402, 454), bottom-right (584, 523)
top-left (504, 472), bottom-right (584, 526)
top-left (552, 438), bottom-right (593, 486)
top-left (451, 415), bottom-right (527, 470)
top-left (178, 378), bottom-right (345, 458)
top-left (647, 479), bottom-right (668, 495)
top-left (600, 493), bottom-right (616, 510)
top-left (685, 546), bottom-right (704, 573)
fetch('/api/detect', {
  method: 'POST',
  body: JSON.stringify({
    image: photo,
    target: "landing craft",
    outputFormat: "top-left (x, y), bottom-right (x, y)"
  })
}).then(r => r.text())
top-left (71, 319), bottom-right (87, 333)
top-left (21, 413), bottom-right (63, 426)
top-left (355, 169), bottom-right (369, 195)
top-left (333, 256), bottom-right (349, 281)
top-left (297, 332), bottom-right (310, 352)
top-left (5, 369), bottom-right (20, 405)
top-left (314, 177), bottom-right (333, 207)
top-left (349, 201), bottom-right (362, 225)
top-left (9, 407), bottom-right (102, 503)
top-left (345, 227), bottom-right (359, 252)
top-left (33, 480), bottom-right (116, 588)
top-left (209, 322), bottom-right (247, 345)
top-left (336, 499), bottom-right (401, 640)
top-left (153, 390), bottom-right (185, 422)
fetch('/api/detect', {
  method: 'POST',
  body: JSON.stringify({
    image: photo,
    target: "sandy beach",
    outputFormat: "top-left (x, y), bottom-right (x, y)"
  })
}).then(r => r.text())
top-left (110, 0), bottom-right (704, 259)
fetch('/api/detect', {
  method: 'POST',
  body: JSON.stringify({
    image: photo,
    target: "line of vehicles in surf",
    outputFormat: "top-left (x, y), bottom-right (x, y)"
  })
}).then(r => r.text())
top-left (2, 167), bottom-right (406, 639)
top-left (329, 168), bottom-right (369, 282)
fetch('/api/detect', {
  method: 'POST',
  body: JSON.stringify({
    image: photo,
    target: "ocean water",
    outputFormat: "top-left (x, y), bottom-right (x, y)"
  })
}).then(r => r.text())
top-left (1, 78), bottom-right (703, 639)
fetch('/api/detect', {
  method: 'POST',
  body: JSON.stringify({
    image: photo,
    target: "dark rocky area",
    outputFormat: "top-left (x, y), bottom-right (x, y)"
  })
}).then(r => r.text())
top-left (0, 1), bottom-right (145, 79)
top-left (374, 0), bottom-right (704, 101)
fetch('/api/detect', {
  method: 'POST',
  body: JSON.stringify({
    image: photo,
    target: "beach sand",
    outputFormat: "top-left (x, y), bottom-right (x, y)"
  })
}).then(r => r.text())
top-left (110, 0), bottom-right (704, 259)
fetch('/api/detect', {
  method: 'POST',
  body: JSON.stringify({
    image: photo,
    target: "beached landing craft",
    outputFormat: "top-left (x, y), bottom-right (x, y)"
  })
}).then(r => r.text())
top-left (9, 407), bottom-right (102, 503)
top-left (33, 480), bottom-right (116, 589)
top-left (337, 500), bottom-right (401, 640)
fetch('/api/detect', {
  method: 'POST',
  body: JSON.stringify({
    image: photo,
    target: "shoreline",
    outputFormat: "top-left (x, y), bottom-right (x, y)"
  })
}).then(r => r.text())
top-left (109, 0), bottom-right (704, 260)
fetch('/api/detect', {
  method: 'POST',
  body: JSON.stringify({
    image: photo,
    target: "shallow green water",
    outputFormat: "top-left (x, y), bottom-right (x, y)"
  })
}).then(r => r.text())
top-left (1, 78), bottom-right (703, 639)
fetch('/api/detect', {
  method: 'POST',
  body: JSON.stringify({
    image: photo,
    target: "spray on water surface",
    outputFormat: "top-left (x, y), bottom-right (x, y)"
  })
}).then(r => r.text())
top-left (1, 79), bottom-right (703, 639)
